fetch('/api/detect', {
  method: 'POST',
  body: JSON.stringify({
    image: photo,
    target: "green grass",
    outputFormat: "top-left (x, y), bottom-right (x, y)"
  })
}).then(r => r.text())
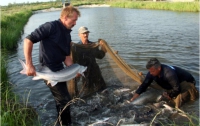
top-left (1, 11), bottom-right (32, 50)
top-left (108, 1), bottom-right (199, 12)
top-left (1, 0), bottom-right (199, 125)
top-left (1, 53), bottom-right (40, 126)
top-left (1, 1), bottom-right (63, 50)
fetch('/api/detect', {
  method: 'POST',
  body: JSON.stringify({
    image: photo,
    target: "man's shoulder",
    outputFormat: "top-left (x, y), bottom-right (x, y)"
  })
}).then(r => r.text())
top-left (162, 64), bottom-right (174, 71)
top-left (39, 20), bottom-right (59, 29)
top-left (161, 64), bottom-right (177, 78)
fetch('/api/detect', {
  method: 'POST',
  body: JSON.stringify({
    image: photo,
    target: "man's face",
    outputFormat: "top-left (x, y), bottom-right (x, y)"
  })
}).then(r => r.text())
top-left (79, 32), bottom-right (89, 42)
top-left (64, 12), bottom-right (78, 29)
top-left (148, 66), bottom-right (161, 76)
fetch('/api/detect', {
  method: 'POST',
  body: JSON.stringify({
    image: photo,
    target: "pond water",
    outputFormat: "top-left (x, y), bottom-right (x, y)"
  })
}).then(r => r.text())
top-left (7, 7), bottom-right (199, 125)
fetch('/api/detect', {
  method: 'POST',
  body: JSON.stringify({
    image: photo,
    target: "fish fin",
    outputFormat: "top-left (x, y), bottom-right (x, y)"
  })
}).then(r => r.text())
top-left (18, 59), bottom-right (27, 74)
top-left (83, 66), bottom-right (87, 72)
top-left (81, 73), bottom-right (85, 78)
top-left (32, 76), bottom-right (42, 80)
top-left (50, 81), bottom-right (58, 87)
top-left (79, 66), bottom-right (87, 78)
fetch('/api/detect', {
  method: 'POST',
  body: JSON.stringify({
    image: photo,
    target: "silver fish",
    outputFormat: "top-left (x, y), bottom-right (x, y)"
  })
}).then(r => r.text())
top-left (130, 88), bottom-right (163, 105)
top-left (19, 59), bottom-right (87, 86)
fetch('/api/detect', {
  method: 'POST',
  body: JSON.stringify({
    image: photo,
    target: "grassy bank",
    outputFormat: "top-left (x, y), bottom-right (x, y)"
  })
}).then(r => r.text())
top-left (1, 52), bottom-right (40, 126)
top-left (1, 0), bottom-right (199, 125)
top-left (1, 2), bottom-right (64, 126)
top-left (108, 1), bottom-right (199, 12)
top-left (1, 1), bottom-right (63, 50)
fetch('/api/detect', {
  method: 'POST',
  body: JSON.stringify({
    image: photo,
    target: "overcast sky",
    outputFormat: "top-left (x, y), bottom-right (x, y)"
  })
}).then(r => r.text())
top-left (0, 0), bottom-right (54, 6)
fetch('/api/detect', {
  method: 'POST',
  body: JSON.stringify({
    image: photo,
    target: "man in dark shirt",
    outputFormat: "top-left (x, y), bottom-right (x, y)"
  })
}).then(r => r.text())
top-left (71, 26), bottom-right (106, 97)
top-left (130, 58), bottom-right (198, 108)
top-left (23, 6), bottom-right (80, 126)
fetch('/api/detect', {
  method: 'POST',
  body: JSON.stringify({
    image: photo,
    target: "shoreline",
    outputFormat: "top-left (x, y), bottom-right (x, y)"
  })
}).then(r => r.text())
top-left (78, 4), bottom-right (110, 8)
top-left (33, 4), bottom-right (110, 14)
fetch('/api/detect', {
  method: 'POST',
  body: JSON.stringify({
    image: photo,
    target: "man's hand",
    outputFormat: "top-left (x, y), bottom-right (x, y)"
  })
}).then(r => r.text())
top-left (129, 98), bottom-right (134, 102)
top-left (99, 41), bottom-right (107, 53)
top-left (76, 73), bottom-right (81, 78)
top-left (126, 99), bottom-right (133, 104)
top-left (162, 92), bottom-right (171, 100)
top-left (99, 41), bottom-right (104, 46)
top-left (26, 64), bottom-right (36, 76)
top-left (129, 93), bottom-right (140, 103)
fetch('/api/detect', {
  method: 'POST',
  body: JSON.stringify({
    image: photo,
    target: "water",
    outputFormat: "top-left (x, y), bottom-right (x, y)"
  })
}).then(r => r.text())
top-left (7, 7), bottom-right (199, 125)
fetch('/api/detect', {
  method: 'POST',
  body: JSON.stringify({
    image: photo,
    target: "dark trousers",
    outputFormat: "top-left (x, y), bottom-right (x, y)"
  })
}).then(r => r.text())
top-left (46, 81), bottom-right (72, 125)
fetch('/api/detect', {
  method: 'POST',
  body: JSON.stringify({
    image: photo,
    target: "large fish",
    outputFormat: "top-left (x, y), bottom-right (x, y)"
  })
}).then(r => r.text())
top-left (129, 88), bottom-right (163, 105)
top-left (19, 59), bottom-right (87, 86)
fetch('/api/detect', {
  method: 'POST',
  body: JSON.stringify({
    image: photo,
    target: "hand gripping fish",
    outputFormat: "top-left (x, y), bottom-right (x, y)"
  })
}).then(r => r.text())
top-left (19, 59), bottom-right (87, 87)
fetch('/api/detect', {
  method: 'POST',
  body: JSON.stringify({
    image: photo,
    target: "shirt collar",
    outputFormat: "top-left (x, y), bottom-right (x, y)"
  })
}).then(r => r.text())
top-left (78, 40), bottom-right (91, 44)
top-left (58, 19), bottom-right (72, 33)
top-left (159, 64), bottom-right (164, 78)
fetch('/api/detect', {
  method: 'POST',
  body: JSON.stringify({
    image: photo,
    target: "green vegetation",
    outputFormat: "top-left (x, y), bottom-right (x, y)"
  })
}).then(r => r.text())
top-left (1, 2), bottom-right (62, 50)
top-left (1, 11), bottom-right (32, 49)
top-left (1, 2), bottom-right (63, 126)
top-left (1, 0), bottom-right (199, 125)
top-left (108, 1), bottom-right (199, 12)
top-left (1, 52), bottom-right (40, 126)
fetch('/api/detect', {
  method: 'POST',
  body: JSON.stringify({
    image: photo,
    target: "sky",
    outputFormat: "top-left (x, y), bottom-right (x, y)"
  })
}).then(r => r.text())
top-left (0, 0), bottom-right (53, 6)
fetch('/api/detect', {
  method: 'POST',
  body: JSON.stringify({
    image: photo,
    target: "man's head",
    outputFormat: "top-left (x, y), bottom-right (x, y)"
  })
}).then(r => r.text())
top-left (146, 58), bottom-right (161, 76)
top-left (78, 26), bottom-right (90, 44)
top-left (60, 6), bottom-right (80, 29)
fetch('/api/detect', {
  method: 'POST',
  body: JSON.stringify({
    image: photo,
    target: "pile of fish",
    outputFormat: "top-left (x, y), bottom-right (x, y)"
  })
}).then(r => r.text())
top-left (70, 85), bottom-right (192, 126)
top-left (18, 59), bottom-right (197, 125)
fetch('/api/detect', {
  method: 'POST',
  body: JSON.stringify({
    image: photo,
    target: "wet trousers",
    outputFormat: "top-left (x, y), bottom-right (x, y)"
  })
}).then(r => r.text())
top-left (46, 81), bottom-right (72, 125)
top-left (170, 81), bottom-right (199, 108)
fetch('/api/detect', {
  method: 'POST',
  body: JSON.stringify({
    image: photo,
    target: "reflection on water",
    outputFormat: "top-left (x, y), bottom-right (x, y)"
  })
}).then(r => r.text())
top-left (8, 7), bottom-right (199, 125)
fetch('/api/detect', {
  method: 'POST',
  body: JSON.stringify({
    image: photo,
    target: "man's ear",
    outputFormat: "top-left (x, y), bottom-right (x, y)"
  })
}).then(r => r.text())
top-left (158, 66), bottom-right (161, 71)
top-left (63, 15), bottom-right (69, 21)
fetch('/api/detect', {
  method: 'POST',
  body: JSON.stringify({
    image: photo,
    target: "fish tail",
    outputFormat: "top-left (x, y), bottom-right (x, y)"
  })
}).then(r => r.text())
top-left (81, 73), bottom-right (85, 78)
top-left (18, 59), bottom-right (27, 74)
top-left (80, 66), bottom-right (87, 78)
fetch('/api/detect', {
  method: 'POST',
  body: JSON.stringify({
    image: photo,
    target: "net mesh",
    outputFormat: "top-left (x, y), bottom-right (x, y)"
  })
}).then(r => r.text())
top-left (67, 39), bottom-right (144, 98)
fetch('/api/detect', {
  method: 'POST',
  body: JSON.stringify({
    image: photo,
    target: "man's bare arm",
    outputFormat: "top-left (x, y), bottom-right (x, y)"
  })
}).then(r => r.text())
top-left (24, 38), bottom-right (36, 76)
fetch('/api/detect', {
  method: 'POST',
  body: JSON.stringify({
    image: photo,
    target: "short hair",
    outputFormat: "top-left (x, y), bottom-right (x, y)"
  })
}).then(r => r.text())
top-left (146, 58), bottom-right (161, 69)
top-left (60, 6), bottom-right (80, 19)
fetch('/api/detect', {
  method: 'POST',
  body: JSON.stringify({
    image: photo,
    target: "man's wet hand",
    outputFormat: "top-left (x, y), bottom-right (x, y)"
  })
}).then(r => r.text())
top-left (26, 64), bottom-right (36, 76)
top-left (76, 73), bottom-right (81, 78)
top-left (126, 100), bottom-right (131, 103)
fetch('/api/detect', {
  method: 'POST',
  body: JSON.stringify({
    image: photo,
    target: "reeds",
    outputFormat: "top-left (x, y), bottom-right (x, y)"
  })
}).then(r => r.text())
top-left (1, 54), bottom-right (40, 126)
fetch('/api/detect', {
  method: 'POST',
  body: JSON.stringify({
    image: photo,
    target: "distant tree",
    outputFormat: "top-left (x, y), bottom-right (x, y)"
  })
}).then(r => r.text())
top-left (8, 3), bottom-right (13, 7)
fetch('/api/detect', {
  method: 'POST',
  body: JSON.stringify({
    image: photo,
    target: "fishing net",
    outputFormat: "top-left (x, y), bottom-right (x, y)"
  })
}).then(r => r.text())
top-left (67, 39), bottom-right (145, 98)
